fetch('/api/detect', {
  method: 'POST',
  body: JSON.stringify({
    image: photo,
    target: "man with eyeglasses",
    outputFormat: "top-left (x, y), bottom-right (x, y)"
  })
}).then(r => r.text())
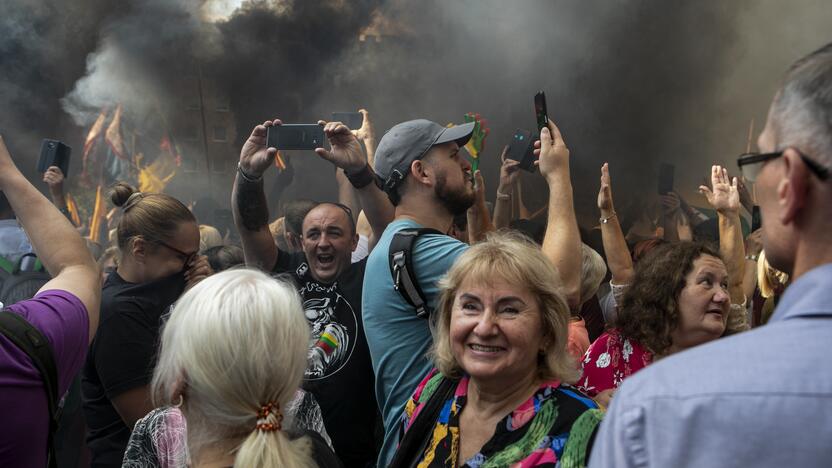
top-left (590, 43), bottom-right (832, 468)
top-left (233, 119), bottom-right (391, 467)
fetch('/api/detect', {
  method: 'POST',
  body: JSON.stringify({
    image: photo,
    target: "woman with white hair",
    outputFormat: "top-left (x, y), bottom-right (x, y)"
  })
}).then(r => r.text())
top-left (390, 232), bottom-right (601, 468)
top-left (122, 269), bottom-right (341, 468)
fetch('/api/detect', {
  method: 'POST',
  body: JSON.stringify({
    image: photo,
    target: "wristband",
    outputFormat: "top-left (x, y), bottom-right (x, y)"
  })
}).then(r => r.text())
top-left (345, 164), bottom-right (376, 189)
top-left (496, 190), bottom-right (511, 201)
top-left (600, 212), bottom-right (617, 224)
top-left (237, 162), bottom-right (263, 183)
top-left (745, 254), bottom-right (758, 262)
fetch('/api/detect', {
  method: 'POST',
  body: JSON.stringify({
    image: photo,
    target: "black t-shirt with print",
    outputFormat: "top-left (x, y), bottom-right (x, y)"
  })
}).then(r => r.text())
top-left (274, 252), bottom-right (379, 467)
top-left (82, 271), bottom-right (186, 467)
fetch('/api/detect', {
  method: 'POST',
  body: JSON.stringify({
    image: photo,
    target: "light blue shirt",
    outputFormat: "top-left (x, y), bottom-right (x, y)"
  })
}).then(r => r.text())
top-left (362, 219), bottom-right (468, 467)
top-left (589, 262), bottom-right (832, 468)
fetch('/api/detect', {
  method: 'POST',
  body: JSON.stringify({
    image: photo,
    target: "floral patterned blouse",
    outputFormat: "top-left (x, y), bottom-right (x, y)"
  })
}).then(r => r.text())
top-left (576, 329), bottom-right (653, 398)
top-left (400, 369), bottom-right (603, 468)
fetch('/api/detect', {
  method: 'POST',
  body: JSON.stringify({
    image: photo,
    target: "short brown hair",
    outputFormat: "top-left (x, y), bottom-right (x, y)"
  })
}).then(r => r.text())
top-left (616, 241), bottom-right (723, 356)
top-left (431, 231), bottom-right (580, 384)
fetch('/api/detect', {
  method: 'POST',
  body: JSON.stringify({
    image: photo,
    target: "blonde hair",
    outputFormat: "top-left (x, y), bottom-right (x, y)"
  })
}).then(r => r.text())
top-left (757, 250), bottom-right (789, 298)
top-left (431, 231), bottom-right (580, 384)
top-left (199, 224), bottom-right (223, 252)
top-left (151, 269), bottom-right (314, 468)
top-left (579, 243), bottom-right (607, 306)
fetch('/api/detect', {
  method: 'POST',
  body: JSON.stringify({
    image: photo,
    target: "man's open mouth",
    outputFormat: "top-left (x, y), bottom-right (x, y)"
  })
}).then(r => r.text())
top-left (318, 254), bottom-right (335, 265)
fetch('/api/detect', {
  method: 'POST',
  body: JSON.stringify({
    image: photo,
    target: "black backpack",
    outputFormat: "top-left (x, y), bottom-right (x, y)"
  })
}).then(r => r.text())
top-left (0, 253), bottom-right (51, 307)
top-left (0, 310), bottom-right (60, 468)
top-left (388, 228), bottom-right (442, 318)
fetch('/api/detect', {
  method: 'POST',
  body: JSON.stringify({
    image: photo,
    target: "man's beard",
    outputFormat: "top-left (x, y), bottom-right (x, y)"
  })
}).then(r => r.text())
top-left (435, 171), bottom-right (475, 215)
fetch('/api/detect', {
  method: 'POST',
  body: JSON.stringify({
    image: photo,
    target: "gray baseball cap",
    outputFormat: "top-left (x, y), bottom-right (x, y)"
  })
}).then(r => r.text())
top-left (373, 119), bottom-right (475, 196)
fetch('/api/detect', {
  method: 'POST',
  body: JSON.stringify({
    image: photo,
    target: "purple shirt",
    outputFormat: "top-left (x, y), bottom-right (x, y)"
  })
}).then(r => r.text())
top-left (0, 290), bottom-right (89, 467)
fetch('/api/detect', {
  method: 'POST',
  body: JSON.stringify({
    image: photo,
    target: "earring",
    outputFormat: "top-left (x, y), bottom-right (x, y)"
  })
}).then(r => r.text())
top-left (173, 394), bottom-right (184, 408)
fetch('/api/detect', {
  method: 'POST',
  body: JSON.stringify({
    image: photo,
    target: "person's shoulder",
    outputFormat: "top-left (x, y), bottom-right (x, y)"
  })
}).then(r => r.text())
top-left (4, 289), bottom-right (88, 341)
top-left (550, 384), bottom-right (598, 410)
top-left (272, 251), bottom-right (307, 275)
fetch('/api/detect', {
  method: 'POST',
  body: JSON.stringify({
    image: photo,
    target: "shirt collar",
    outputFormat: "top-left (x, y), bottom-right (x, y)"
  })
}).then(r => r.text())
top-left (769, 262), bottom-right (832, 322)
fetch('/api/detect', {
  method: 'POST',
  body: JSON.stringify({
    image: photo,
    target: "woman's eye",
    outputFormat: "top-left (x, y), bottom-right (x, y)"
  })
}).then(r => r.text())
top-left (501, 307), bottom-right (519, 315)
top-left (461, 302), bottom-right (479, 311)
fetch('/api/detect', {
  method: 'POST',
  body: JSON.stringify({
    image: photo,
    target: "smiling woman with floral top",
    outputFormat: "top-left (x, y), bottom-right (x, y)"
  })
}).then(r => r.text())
top-left (391, 233), bottom-right (602, 468)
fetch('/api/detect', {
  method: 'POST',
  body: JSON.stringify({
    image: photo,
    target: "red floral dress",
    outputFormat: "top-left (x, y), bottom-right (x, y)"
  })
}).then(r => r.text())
top-left (577, 329), bottom-right (653, 397)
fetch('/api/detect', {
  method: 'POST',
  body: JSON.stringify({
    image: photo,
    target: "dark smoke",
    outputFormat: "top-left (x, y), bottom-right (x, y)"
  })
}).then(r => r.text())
top-left (1, 0), bottom-right (830, 228)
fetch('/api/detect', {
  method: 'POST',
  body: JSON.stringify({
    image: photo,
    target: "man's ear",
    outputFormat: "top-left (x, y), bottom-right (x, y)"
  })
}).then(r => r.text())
top-left (350, 231), bottom-right (360, 253)
top-left (778, 149), bottom-right (809, 225)
top-left (411, 159), bottom-right (433, 187)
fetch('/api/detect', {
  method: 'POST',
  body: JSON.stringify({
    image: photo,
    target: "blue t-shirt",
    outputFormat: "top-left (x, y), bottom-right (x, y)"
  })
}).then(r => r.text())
top-left (362, 219), bottom-right (469, 467)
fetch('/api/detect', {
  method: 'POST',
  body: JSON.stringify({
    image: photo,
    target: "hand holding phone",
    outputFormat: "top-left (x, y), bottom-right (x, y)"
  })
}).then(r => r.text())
top-left (506, 129), bottom-right (536, 172)
top-left (38, 139), bottom-right (71, 178)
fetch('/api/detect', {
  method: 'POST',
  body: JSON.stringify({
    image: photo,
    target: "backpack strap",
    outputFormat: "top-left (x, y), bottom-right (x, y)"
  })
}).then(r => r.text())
top-left (0, 310), bottom-right (60, 468)
top-left (389, 228), bottom-right (443, 319)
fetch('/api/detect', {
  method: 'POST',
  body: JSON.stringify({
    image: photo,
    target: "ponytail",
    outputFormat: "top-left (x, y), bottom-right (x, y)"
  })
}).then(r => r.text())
top-left (234, 429), bottom-right (314, 468)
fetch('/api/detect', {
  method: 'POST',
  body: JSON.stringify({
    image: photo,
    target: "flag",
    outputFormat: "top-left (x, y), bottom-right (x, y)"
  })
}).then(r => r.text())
top-left (89, 185), bottom-right (106, 243)
top-left (65, 193), bottom-right (82, 227)
top-left (137, 134), bottom-right (178, 193)
top-left (105, 104), bottom-right (126, 160)
top-left (463, 113), bottom-right (489, 173)
top-left (84, 111), bottom-right (107, 159)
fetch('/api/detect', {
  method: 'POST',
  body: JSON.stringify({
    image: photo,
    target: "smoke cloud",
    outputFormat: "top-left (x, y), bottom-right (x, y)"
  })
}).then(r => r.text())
top-left (1, 0), bottom-right (830, 227)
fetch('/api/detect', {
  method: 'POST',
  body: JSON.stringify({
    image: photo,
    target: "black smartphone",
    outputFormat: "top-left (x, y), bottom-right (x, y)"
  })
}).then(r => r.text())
top-left (534, 91), bottom-right (549, 133)
top-left (38, 139), bottom-right (71, 178)
top-left (658, 163), bottom-right (675, 195)
top-left (752, 205), bottom-right (762, 232)
top-left (507, 129), bottom-right (537, 172)
top-left (267, 124), bottom-right (325, 151)
top-left (331, 112), bottom-right (363, 131)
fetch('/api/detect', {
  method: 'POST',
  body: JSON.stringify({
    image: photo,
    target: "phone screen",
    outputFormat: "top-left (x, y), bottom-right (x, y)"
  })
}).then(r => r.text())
top-left (658, 163), bottom-right (675, 195)
top-left (534, 91), bottom-right (548, 133)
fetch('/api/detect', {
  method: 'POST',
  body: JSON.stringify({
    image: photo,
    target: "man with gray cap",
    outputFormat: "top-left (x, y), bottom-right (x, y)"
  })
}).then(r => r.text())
top-left (363, 118), bottom-right (583, 466)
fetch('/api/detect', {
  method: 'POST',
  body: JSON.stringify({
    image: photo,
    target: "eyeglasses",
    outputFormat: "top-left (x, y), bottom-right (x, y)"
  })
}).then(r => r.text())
top-left (737, 149), bottom-right (829, 183)
top-left (155, 240), bottom-right (198, 267)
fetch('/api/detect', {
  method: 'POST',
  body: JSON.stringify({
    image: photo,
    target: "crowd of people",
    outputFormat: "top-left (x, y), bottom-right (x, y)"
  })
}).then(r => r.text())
top-left (0, 41), bottom-right (830, 468)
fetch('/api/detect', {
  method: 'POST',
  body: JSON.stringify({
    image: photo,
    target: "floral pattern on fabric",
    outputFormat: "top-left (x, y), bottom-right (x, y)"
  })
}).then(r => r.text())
top-left (577, 329), bottom-right (653, 397)
top-left (400, 369), bottom-right (599, 467)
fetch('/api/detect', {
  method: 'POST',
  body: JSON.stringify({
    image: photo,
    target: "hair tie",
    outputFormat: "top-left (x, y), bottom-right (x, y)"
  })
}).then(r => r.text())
top-left (122, 192), bottom-right (145, 212)
top-left (255, 401), bottom-right (282, 432)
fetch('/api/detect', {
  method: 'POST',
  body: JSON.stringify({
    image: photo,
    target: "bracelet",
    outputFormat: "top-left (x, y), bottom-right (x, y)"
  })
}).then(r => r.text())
top-left (745, 254), bottom-right (758, 262)
top-left (496, 190), bottom-right (511, 201)
top-left (344, 164), bottom-right (376, 189)
top-left (237, 162), bottom-right (263, 183)
top-left (600, 212), bottom-right (617, 224)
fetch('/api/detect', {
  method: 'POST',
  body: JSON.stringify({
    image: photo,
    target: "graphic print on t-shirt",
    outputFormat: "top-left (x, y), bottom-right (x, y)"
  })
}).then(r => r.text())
top-left (297, 263), bottom-right (357, 381)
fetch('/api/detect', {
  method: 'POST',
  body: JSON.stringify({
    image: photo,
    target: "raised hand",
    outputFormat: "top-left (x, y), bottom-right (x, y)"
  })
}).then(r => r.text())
top-left (699, 165), bottom-right (740, 215)
top-left (533, 120), bottom-right (570, 182)
top-left (352, 109), bottom-right (375, 141)
top-left (499, 145), bottom-right (521, 189)
top-left (316, 121), bottom-right (366, 173)
top-left (239, 119), bottom-right (280, 179)
top-left (43, 166), bottom-right (65, 195)
top-left (598, 163), bottom-right (614, 214)
top-left (660, 192), bottom-right (681, 214)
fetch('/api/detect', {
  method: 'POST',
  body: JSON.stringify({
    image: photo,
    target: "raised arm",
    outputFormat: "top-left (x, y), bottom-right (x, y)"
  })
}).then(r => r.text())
top-left (699, 165), bottom-right (746, 304)
top-left (536, 121), bottom-right (581, 310)
top-left (316, 120), bottom-right (394, 250)
top-left (42, 166), bottom-right (73, 224)
top-left (492, 146), bottom-right (520, 229)
top-left (466, 169), bottom-right (494, 243)
top-left (353, 109), bottom-right (377, 168)
top-left (742, 229), bottom-right (763, 301)
top-left (597, 163), bottom-right (635, 285)
top-left (232, 120), bottom-right (280, 270)
top-left (0, 136), bottom-right (100, 341)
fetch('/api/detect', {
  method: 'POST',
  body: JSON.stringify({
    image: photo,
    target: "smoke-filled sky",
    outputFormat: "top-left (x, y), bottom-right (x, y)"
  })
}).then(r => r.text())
top-left (1, 0), bottom-right (831, 226)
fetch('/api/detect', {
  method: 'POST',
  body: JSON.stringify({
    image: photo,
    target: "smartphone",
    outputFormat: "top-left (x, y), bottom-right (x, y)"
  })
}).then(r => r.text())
top-left (331, 112), bottom-right (363, 131)
top-left (658, 163), bottom-right (675, 195)
top-left (507, 129), bottom-right (537, 172)
top-left (751, 205), bottom-right (762, 232)
top-left (534, 91), bottom-right (549, 133)
top-left (38, 139), bottom-right (71, 178)
top-left (267, 124), bottom-right (325, 151)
